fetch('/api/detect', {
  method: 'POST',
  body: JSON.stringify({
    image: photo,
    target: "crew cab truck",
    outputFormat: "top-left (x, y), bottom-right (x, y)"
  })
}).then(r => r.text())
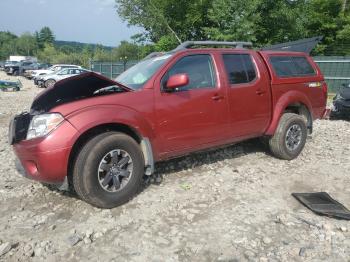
top-left (9, 41), bottom-right (328, 208)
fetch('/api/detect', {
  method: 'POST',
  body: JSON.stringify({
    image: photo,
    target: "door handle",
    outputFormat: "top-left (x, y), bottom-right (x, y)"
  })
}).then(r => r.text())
top-left (256, 89), bottom-right (266, 95)
top-left (212, 94), bottom-right (224, 101)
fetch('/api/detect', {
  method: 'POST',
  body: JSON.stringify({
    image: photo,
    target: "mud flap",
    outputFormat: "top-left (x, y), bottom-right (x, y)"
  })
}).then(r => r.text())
top-left (292, 192), bottom-right (350, 220)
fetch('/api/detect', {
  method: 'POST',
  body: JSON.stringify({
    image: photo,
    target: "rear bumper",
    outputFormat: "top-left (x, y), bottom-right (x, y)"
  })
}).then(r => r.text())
top-left (12, 120), bottom-right (78, 184)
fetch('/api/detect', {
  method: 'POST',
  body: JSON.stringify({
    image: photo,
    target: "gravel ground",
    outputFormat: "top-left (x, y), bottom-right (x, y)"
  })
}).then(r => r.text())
top-left (0, 71), bottom-right (350, 261)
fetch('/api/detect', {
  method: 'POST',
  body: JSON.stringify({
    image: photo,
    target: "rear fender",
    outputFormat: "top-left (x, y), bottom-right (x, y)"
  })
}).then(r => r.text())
top-left (265, 91), bottom-right (313, 135)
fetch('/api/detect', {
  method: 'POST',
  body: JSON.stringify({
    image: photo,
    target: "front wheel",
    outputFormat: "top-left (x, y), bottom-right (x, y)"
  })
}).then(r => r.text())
top-left (268, 113), bottom-right (307, 160)
top-left (45, 79), bottom-right (56, 88)
top-left (72, 132), bottom-right (144, 208)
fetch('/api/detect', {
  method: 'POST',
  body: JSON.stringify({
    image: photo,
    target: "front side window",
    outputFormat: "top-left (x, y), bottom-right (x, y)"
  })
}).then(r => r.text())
top-left (163, 54), bottom-right (216, 91)
top-left (270, 56), bottom-right (316, 78)
top-left (222, 54), bottom-right (256, 85)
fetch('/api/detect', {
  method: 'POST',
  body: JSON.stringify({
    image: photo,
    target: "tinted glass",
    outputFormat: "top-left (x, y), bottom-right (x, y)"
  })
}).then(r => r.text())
top-left (223, 54), bottom-right (256, 84)
top-left (292, 56), bottom-right (316, 76)
top-left (59, 69), bottom-right (68, 74)
top-left (165, 55), bottom-right (216, 91)
top-left (270, 56), bottom-right (315, 77)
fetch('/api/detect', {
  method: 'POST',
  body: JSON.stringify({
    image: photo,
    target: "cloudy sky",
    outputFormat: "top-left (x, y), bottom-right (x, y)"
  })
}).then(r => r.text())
top-left (0, 0), bottom-right (142, 46)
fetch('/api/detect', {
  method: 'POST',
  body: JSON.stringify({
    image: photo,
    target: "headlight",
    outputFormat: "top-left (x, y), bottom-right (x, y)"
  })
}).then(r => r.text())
top-left (27, 113), bottom-right (64, 140)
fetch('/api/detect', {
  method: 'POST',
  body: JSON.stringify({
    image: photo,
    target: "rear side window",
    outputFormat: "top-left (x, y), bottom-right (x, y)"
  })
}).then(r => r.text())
top-left (270, 56), bottom-right (316, 78)
top-left (222, 54), bottom-right (256, 85)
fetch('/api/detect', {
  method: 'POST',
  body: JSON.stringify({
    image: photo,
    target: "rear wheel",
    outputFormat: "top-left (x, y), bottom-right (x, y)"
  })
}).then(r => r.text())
top-left (13, 70), bottom-right (19, 76)
top-left (268, 113), bottom-right (307, 160)
top-left (72, 132), bottom-right (144, 208)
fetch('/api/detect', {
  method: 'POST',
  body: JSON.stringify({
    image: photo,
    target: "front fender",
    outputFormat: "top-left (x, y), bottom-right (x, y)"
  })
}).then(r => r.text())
top-left (65, 104), bottom-right (156, 145)
top-left (265, 90), bottom-right (313, 135)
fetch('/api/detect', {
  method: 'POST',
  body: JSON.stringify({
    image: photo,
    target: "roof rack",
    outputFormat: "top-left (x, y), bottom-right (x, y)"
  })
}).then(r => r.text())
top-left (173, 41), bottom-right (253, 51)
top-left (142, 52), bottom-right (165, 60)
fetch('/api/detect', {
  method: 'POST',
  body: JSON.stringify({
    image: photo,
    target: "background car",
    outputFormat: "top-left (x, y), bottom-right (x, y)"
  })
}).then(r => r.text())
top-left (24, 63), bottom-right (52, 79)
top-left (32, 64), bottom-right (81, 85)
top-left (5, 61), bottom-right (40, 76)
top-left (331, 83), bottom-right (350, 119)
top-left (41, 68), bottom-right (90, 88)
top-left (0, 79), bottom-right (22, 91)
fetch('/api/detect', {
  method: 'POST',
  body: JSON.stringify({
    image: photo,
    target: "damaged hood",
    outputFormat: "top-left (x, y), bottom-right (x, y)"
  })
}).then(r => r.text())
top-left (31, 72), bottom-right (132, 113)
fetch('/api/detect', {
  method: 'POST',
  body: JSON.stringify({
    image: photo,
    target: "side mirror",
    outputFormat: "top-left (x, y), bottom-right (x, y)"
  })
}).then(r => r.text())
top-left (166, 74), bottom-right (189, 90)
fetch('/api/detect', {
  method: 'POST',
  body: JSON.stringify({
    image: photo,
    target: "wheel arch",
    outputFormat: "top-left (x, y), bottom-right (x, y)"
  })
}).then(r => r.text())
top-left (265, 91), bottom-right (313, 136)
top-left (66, 122), bottom-right (154, 187)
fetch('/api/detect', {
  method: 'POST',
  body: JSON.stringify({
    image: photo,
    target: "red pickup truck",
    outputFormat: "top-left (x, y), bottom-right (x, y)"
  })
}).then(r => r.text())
top-left (9, 41), bottom-right (328, 208)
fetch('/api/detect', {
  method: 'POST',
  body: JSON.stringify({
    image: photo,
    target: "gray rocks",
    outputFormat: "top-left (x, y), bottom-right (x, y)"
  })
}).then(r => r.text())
top-left (262, 237), bottom-right (272, 245)
top-left (66, 234), bottom-right (82, 247)
top-left (0, 242), bottom-right (12, 257)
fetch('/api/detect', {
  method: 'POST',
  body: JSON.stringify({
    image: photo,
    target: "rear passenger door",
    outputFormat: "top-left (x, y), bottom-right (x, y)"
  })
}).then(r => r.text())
top-left (221, 52), bottom-right (272, 138)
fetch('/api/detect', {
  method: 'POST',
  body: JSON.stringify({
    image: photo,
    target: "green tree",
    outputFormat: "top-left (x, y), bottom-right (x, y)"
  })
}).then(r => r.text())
top-left (115, 0), bottom-right (213, 43)
top-left (0, 31), bottom-right (18, 59)
top-left (93, 45), bottom-right (112, 61)
top-left (205, 0), bottom-right (259, 42)
top-left (37, 44), bottom-right (58, 63)
top-left (38, 27), bottom-right (55, 46)
top-left (253, 0), bottom-right (309, 46)
top-left (16, 33), bottom-right (37, 56)
top-left (113, 41), bottom-right (140, 61)
top-left (305, 0), bottom-right (349, 54)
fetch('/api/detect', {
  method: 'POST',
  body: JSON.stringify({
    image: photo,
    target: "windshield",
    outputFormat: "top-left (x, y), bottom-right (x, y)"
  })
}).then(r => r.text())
top-left (115, 54), bottom-right (172, 90)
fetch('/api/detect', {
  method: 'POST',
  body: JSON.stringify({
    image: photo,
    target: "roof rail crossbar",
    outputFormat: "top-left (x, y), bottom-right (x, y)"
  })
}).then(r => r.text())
top-left (173, 41), bottom-right (253, 51)
top-left (142, 52), bottom-right (165, 60)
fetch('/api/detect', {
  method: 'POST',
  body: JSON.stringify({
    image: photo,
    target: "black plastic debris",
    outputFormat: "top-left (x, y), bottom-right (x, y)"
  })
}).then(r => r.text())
top-left (292, 192), bottom-right (350, 220)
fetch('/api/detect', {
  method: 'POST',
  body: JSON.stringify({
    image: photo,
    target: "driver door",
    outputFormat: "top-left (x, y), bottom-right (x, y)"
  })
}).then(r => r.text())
top-left (154, 54), bottom-right (230, 156)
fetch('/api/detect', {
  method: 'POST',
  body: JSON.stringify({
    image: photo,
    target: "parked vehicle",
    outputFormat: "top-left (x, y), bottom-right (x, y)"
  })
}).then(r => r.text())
top-left (331, 83), bottom-right (350, 119)
top-left (5, 61), bottom-right (40, 76)
top-left (9, 41), bottom-right (328, 208)
top-left (41, 68), bottom-right (90, 88)
top-left (32, 64), bottom-right (81, 85)
top-left (9, 56), bottom-right (37, 63)
top-left (4, 61), bottom-right (19, 73)
top-left (0, 79), bottom-right (22, 91)
top-left (24, 63), bottom-right (52, 79)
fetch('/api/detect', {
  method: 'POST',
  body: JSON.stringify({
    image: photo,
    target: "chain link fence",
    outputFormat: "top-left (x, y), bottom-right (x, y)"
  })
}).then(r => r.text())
top-left (314, 56), bottom-right (350, 93)
top-left (90, 57), bottom-right (350, 93)
top-left (90, 61), bottom-right (138, 79)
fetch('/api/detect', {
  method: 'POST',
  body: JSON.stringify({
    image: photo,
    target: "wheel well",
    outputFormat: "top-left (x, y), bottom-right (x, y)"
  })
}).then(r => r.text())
top-left (67, 123), bottom-right (142, 187)
top-left (283, 103), bottom-right (313, 133)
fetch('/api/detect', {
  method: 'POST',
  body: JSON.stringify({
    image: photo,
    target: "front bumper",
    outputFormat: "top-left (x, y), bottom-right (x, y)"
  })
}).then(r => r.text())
top-left (12, 120), bottom-right (78, 184)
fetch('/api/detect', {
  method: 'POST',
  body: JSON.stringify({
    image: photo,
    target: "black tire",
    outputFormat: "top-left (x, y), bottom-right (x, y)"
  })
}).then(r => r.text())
top-left (72, 132), bottom-right (144, 208)
top-left (45, 79), bottom-right (56, 88)
top-left (268, 113), bottom-right (307, 160)
top-left (13, 70), bottom-right (19, 76)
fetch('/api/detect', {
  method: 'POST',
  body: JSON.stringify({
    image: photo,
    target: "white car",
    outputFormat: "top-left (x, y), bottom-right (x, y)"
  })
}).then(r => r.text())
top-left (32, 64), bottom-right (81, 84)
top-left (41, 68), bottom-right (90, 88)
